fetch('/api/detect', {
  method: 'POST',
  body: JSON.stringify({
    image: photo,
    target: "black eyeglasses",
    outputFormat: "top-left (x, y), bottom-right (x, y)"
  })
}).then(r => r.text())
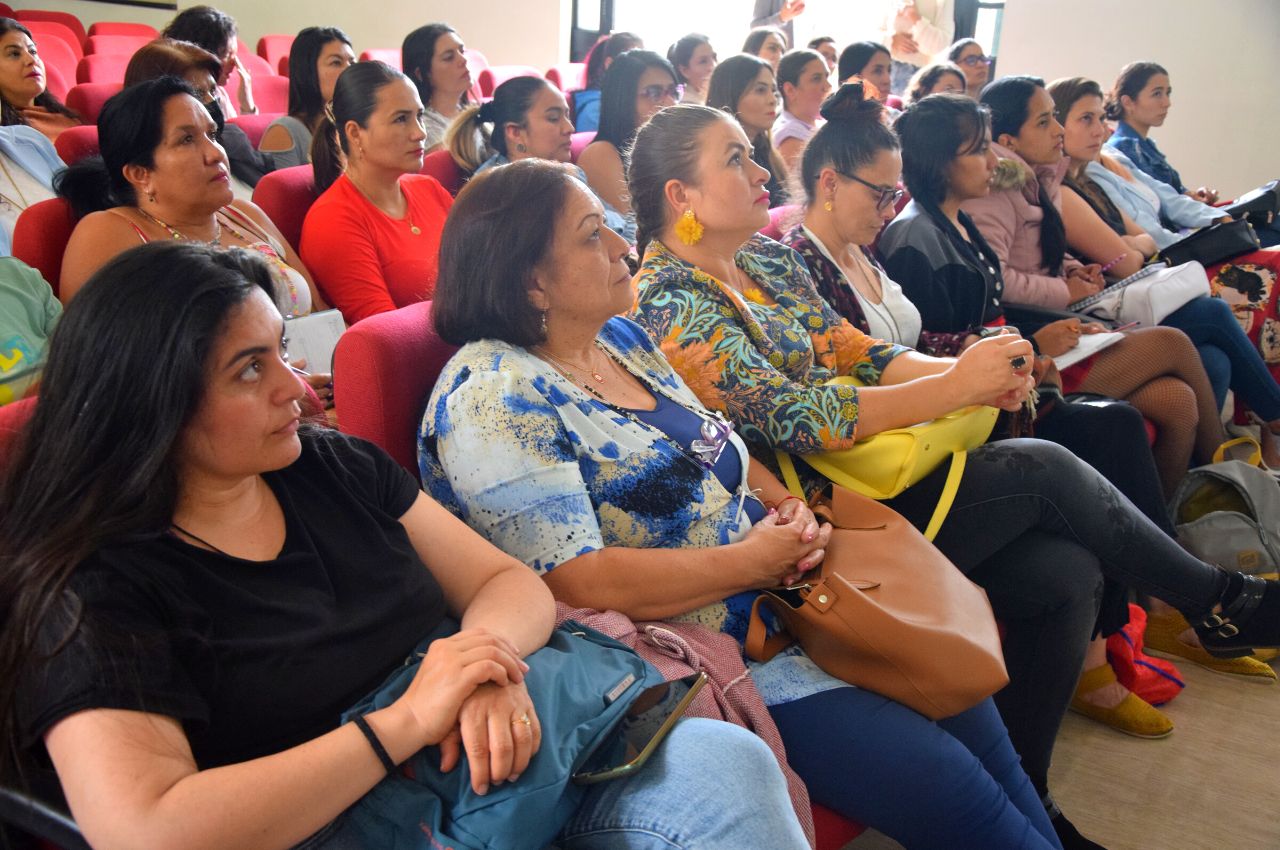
top-left (640, 83), bottom-right (684, 102)
top-left (959, 54), bottom-right (993, 68)
top-left (846, 173), bottom-right (904, 212)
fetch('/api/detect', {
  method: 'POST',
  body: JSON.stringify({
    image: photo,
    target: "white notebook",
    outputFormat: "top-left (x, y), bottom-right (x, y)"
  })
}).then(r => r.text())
top-left (284, 309), bottom-right (346, 375)
top-left (1051, 331), bottom-right (1126, 370)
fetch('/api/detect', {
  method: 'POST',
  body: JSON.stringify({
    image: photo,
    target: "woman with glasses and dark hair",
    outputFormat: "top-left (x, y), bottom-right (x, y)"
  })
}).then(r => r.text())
top-left (258, 27), bottom-right (354, 169)
top-left (947, 39), bottom-right (991, 99)
top-left (706, 54), bottom-right (786, 208)
top-left (577, 50), bottom-right (679, 244)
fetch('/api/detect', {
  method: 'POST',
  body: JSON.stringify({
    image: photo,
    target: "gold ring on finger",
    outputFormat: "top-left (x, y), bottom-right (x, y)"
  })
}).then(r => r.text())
top-left (513, 714), bottom-right (531, 727)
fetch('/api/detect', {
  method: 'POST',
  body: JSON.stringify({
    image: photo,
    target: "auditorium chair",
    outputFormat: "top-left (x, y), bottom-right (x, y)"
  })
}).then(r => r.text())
top-left (86, 22), bottom-right (158, 39)
top-left (545, 62), bottom-right (586, 93)
top-left (12, 198), bottom-right (75, 298)
top-left (229, 113), bottom-right (278, 148)
top-left (251, 75), bottom-right (290, 115)
top-left (570, 130), bottom-right (595, 163)
top-left (257, 34), bottom-right (295, 74)
top-left (75, 53), bottom-right (129, 85)
top-left (84, 33), bottom-right (150, 56)
top-left (359, 47), bottom-right (400, 69)
top-left (64, 82), bottom-right (121, 124)
top-left (53, 124), bottom-right (99, 166)
top-left (420, 149), bottom-right (467, 196)
top-left (252, 164), bottom-right (318, 251)
top-left (22, 26), bottom-right (77, 90)
top-left (478, 65), bottom-right (541, 98)
top-left (17, 19), bottom-right (81, 60)
top-left (13, 9), bottom-right (86, 48)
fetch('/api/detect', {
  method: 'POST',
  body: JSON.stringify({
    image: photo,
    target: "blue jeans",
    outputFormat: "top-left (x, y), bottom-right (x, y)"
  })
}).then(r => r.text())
top-left (1163, 296), bottom-right (1280, 420)
top-left (297, 720), bottom-right (809, 850)
top-left (558, 718), bottom-right (810, 849)
top-left (771, 691), bottom-right (1062, 850)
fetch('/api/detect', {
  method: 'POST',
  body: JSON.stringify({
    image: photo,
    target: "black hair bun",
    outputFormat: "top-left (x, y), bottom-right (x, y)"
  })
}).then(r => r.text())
top-left (477, 100), bottom-right (499, 123)
top-left (819, 81), bottom-right (886, 124)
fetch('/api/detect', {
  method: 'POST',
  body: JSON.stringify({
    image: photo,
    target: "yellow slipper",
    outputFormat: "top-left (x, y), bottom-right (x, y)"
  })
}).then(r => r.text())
top-left (1145, 610), bottom-right (1277, 681)
top-left (1069, 663), bottom-right (1174, 739)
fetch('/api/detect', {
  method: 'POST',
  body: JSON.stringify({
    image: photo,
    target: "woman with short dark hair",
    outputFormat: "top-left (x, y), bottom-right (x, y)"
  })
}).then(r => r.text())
top-left (258, 27), bottom-right (354, 169)
top-left (161, 4), bottom-right (254, 117)
top-left (576, 50), bottom-right (679, 243)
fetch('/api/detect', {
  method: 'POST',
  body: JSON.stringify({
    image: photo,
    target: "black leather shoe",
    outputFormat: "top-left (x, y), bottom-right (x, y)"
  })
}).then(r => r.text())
top-left (1195, 573), bottom-right (1278, 658)
top-left (1050, 811), bottom-right (1108, 850)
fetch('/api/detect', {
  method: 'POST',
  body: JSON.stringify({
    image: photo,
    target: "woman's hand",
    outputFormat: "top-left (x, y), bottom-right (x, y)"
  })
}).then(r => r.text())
top-left (231, 53), bottom-right (257, 114)
top-left (1033, 318), bottom-right (1086, 357)
top-left (1065, 266), bottom-right (1103, 302)
top-left (393, 629), bottom-right (530, 750)
top-left (946, 332), bottom-right (1035, 407)
top-left (1191, 186), bottom-right (1220, 205)
top-left (440, 680), bottom-right (541, 795)
top-left (290, 357), bottom-right (334, 408)
top-left (1123, 232), bottom-right (1158, 259)
top-left (742, 507), bottom-right (831, 588)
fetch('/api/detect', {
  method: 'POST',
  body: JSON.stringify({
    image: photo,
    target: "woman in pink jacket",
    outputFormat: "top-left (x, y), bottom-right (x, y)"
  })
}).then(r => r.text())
top-left (960, 75), bottom-right (1223, 494)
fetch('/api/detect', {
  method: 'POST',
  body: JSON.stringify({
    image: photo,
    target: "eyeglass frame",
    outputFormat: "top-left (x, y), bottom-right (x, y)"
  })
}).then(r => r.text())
top-left (958, 54), bottom-right (994, 68)
top-left (843, 172), bottom-right (905, 212)
top-left (639, 82), bottom-right (685, 102)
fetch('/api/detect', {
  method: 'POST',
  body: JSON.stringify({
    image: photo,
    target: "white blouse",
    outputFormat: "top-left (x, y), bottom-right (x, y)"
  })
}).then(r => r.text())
top-left (801, 225), bottom-right (923, 347)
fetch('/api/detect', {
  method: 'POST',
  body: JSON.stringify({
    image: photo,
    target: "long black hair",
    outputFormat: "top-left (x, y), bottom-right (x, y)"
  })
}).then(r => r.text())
top-left (706, 54), bottom-right (786, 196)
top-left (667, 33), bottom-right (711, 85)
top-left (981, 75), bottom-right (1068, 275)
top-left (838, 41), bottom-right (889, 84)
top-left (585, 31), bottom-right (642, 91)
top-left (54, 76), bottom-right (200, 218)
top-left (798, 83), bottom-right (898, 207)
top-left (309, 61), bottom-right (409, 192)
top-left (0, 241), bottom-right (276, 783)
top-left (161, 5), bottom-right (237, 57)
top-left (894, 92), bottom-right (991, 209)
top-left (401, 23), bottom-right (470, 111)
top-left (0, 18), bottom-right (78, 126)
top-left (595, 49), bottom-right (676, 149)
top-left (287, 26), bottom-right (352, 129)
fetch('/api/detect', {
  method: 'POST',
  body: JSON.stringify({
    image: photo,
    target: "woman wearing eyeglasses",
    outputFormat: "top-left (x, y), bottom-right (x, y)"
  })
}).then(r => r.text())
top-left (947, 39), bottom-right (991, 99)
top-left (577, 50), bottom-right (679, 244)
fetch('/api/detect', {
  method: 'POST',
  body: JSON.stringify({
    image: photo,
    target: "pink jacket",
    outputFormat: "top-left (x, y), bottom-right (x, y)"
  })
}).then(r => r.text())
top-left (960, 142), bottom-right (1082, 310)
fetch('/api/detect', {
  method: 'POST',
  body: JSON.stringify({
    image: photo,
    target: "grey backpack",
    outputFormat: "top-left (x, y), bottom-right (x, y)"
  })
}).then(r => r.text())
top-left (1171, 458), bottom-right (1280, 576)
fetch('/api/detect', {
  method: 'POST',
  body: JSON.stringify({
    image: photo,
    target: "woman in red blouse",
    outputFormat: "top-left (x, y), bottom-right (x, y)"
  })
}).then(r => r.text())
top-left (301, 61), bottom-right (454, 325)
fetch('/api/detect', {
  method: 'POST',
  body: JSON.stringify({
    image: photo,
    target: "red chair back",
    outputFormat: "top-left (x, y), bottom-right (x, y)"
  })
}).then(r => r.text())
top-left (20, 20), bottom-right (82, 60)
top-left (333, 301), bottom-right (458, 478)
top-left (419, 149), bottom-right (466, 196)
top-left (0, 4), bottom-right (13, 18)
top-left (229, 113), bottom-right (279, 148)
top-left (278, 55), bottom-right (290, 77)
top-left (251, 165), bottom-right (318, 251)
top-left (570, 131), bottom-right (595, 163)
top-left (252, 75), bottom-right (289, 114)
top-left (42, 61), bottom-right (69, 101)
top-left (14, 10), bottom-right (86, 47)
top-left (0, 396), bottom-right (36, 463)
top-left (87, 22), bottom-right (158, 39)
top-left (465, 50), bottom-right (489, 102)
top-left (256, 34), bottom-right (294, 71)
top-left (85, 34), bottom-right (149, 56)
top-left (359, 48), bottom-right (401, 70)
top-left (64, 82), bottom-right (121, 124)
top-left (28, 33), bottom-right (77, 98)
top-left (76, 53), bottom-right (129, 84)
top-left (478, 65), bottom-right (540, 98)
top-left (759, 204), bottom-right (801, 240)
top-left (545, 62), bottom-right (586, 93)
top-left (53, 124), bottom-right (99, 165)
top-left (12, 199), bottom-right (76, 299)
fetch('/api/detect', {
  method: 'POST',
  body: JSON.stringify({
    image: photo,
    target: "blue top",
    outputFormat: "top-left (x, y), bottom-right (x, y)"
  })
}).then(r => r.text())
top-left (1085, 150), bottom-right (1221, 249)
top-left (573, 89), bottom-right (602, 133)
top-left (0, 125), bottom-right (65, 256)
top-left (1105, 120), bottom-right (1185, 194)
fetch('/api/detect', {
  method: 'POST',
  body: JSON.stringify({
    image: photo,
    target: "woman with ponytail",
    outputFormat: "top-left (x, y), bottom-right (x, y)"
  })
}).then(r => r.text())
top-left (299, 61), bottom-right (453, 325)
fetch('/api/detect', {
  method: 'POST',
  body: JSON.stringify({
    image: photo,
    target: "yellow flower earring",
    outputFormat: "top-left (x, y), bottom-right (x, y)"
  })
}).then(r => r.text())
top-left (675, 208), bottom-right (704, 246)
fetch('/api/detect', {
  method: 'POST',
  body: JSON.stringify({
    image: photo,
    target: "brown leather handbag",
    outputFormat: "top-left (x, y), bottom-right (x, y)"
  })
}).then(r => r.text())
top-left (745, 485), bottom-right (1009, 720)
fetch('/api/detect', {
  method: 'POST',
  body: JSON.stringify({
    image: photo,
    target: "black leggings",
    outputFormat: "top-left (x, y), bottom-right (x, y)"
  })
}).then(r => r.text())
top-left (885, 438), bottom-right (1227, 793)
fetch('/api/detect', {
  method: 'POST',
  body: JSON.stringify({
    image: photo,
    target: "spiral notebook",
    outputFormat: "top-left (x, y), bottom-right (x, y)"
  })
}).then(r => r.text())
top-left (1067, 262), bottom-right (1168, 313)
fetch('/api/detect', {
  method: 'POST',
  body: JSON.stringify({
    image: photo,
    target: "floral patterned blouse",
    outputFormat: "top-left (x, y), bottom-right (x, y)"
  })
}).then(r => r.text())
top-left (631, 235), bottom-right (911, 456)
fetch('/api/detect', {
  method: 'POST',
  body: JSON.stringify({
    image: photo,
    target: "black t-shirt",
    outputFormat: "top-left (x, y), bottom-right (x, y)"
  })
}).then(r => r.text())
top-left (17, 430), bottom-right (447, 769)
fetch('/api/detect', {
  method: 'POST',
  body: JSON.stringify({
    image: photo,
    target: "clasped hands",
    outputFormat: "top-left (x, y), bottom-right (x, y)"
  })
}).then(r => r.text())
top-left (747, 498), bottom-right (832, 588)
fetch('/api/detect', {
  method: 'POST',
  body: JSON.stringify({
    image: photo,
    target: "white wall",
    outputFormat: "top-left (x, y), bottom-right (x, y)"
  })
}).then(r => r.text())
top-left (997, 0), bottom-right (1280, 198)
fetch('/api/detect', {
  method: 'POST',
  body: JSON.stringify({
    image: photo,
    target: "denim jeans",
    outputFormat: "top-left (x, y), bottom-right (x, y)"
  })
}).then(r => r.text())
top-left (772, 691), bottom-right (1062, 850)
top-left (1163, 296), bottom-right (1280, 420)
top-left (296, 719), bottom-right (808, 850)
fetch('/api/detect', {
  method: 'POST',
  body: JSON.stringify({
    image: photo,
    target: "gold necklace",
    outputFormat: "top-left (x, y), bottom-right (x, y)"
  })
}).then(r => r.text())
top-left (136, 206), bottom-right (222, 245)
top-left (0, 155), bottom-right (30, 210)
top-left (535, 342), bottom-right (608, 385)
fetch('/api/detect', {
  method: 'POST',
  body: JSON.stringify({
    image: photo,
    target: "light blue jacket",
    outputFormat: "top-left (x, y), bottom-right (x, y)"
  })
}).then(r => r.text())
top-left (1085, 150), bottom-right (1219, 249)
top-left (0, 125), bottom-right (65, 256)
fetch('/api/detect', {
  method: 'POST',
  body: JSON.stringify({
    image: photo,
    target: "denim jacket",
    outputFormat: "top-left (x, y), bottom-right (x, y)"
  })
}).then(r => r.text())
top-left (1105, 120), bottom-right (1185, 194)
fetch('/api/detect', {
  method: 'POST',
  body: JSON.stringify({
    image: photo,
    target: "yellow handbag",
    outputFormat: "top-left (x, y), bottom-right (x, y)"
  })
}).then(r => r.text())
top-left (775, 376), bottom-right (998, 541)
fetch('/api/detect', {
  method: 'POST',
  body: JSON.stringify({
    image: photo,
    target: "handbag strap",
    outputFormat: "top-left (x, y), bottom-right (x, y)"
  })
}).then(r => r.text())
top-left (745, 594), bottom-right (795, 662)
top-left (775, 450), bottom-right (807, 499)
top-left (1213, 436), bottom-right (1264, 467)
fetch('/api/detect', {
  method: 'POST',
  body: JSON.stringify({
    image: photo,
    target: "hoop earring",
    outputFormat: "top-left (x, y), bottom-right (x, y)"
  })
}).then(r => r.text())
top-left (516, 143), bottom-right (527, 153)
top-left (675, 209), bottom-right (704, 246)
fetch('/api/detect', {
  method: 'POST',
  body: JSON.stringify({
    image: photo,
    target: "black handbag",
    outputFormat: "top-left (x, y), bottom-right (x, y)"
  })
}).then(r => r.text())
top-left (1159, 219), bottom-right (1261, 267)
top-left (1225, 180), bottom-right (1279, 228)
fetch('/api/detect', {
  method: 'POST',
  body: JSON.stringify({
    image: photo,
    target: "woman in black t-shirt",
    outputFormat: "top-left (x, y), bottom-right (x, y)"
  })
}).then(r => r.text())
top-left (0, 242), bottom-right (810, 850)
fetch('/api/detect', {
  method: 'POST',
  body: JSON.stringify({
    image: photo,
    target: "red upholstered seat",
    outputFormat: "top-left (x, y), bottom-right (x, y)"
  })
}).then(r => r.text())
top-left (419, 149), bottom-right (467, 196)
top-left (545, 62), bottom-right (586, 92)
top-left (570, 130), bottom-right (595, 163)
top-left (333, 300), bottom-right (457, 477)
top-left (256, 34), bottom-right (295, 73)
top-left (42, 61), bottom-right (68, 101)
top-left (759, 204), bottom-right (801, 240)
top-left (251, 164), bottom-right (318, 252)
top-left (12, 198), bottom-right (76, 300)
top-left (19, 20), bottom-right (81, 60)
top-left (76, 53), bottom-right (129, 84)
top-left (53, 124), bottom-right (99, 165)
top-left (64, 82), bottom-right (121, 124)
top-left (251, 75), bottom-right (289, 115)
top-left (14, 10), bottom-right (86, 48)
top-left (478, 65), bottom-right (541, 98)
top-left (812, 803), bottom-right (865, 849)
top-left (84, 34), bottom-right (150, 56)
top-left (359, 48), bottom-right (401, 69)
top-left (229, 112), bottom-right (279, 148)
top-left (87, 22), bottom-right (158, 39)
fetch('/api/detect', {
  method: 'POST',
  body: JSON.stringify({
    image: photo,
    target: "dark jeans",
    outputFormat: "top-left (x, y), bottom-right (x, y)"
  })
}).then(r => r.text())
top-left (884, 438), bottom-right (1228, 792)
top-left (1164, 296), bottom-right (1280, 420)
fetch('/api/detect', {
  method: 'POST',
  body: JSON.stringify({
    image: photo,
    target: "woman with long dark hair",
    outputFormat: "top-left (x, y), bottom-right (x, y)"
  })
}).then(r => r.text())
top-left (773, 48), bottom-right (830, 173)
top-left (300, 62), bottom-right (453, 324)
top-left (574, 31), bottom-right (642, 133)
top-left (258, 26), bottom-right (354, 169)
top-left (577, 50), bottom-right (678, 244)
top-left (0, 239), bottom-right (809, 850)
top-left (401, 22), bottom-right (474, 152)
top-left (0, 17), bottom-right (78, 141)
top-left (706, 54), bottom-right (787, 207)
top-left (667, 33), bottom-right (716, 105)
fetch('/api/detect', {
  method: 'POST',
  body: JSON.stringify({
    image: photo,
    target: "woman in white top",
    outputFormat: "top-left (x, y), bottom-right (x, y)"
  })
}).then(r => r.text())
top-left (668, 33), bottom-right (716, 106)
top-left (773, 49), bottom-right (830, 174)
